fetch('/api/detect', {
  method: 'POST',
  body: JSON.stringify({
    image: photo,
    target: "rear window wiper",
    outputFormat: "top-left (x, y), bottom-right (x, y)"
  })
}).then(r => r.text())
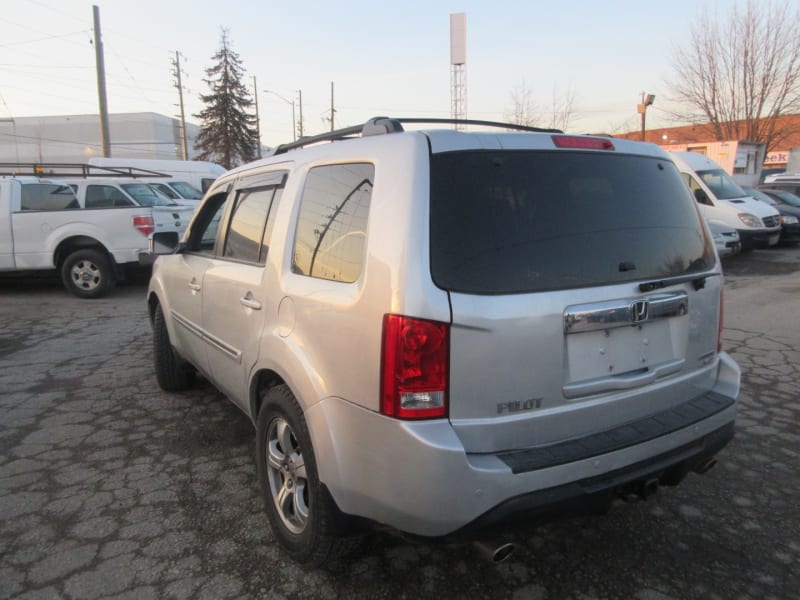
top-left (639, 271), bottom-right (719, 292)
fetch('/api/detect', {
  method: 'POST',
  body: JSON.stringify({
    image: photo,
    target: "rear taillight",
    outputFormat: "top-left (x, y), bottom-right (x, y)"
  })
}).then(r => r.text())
top-left (133, 215), bottom-right (155, 237)
top-left (380, 314), bottom-right (449, 419)
top-left (717, 289), bottom-right (724, 352)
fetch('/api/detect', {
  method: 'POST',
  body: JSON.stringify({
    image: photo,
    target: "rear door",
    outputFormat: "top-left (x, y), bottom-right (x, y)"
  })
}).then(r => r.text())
top-left (429, 148), bottom-right (720, 454)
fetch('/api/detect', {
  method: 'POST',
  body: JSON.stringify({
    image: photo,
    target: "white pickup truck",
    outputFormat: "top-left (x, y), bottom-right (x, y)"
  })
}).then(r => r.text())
top-left (0, 176), bottom-right (193, 298)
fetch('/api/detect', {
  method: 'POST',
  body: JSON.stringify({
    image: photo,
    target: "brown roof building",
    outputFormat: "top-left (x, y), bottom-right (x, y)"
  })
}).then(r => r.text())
top-left (616, 114), bottom-right (800, 167)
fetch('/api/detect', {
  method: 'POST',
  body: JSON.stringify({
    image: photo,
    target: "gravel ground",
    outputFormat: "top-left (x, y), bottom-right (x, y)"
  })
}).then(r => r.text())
top-left (1, 248), bottom-right (798, 600)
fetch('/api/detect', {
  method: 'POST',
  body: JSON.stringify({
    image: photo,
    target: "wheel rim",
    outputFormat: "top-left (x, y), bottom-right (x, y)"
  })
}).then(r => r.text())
top-left (266, 417), bottom-right (309, 534)
top-left (70, 259), bottom-right (102, 291)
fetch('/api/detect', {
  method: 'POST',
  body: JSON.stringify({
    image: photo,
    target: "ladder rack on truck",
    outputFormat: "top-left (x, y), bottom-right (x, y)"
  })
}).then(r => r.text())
top-left (0, 163), bottom-right (170, 178)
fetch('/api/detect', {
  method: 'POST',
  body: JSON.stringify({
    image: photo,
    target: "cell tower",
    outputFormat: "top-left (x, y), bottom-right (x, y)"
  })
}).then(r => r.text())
top-left (450, 13), bottom-right (466, 129)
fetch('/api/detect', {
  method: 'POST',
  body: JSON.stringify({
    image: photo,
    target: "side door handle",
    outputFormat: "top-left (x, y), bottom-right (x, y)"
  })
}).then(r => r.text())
top-left (188, 277), bottom-right (201, 292)
top-left (240, 292), bottom-right (262, 310)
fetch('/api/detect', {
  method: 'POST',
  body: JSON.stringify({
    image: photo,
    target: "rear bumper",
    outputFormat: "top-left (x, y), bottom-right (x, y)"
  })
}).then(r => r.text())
top-left (460, 420), bottom-right (733, 536)
top-left (306, 353), bottom-right (740, 537)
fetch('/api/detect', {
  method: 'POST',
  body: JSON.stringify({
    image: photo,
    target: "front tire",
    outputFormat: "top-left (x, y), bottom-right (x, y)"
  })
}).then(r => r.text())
top-left (256, 385), bottom-right (357, 568)
top-left (60, 249), bottom-right (115, 299)
top-left (152, 303), bottom-right (193, 391)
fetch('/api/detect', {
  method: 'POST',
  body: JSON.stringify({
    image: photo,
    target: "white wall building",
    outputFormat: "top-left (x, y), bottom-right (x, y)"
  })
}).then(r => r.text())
top-left (0, 112), bottom-right (201, 163)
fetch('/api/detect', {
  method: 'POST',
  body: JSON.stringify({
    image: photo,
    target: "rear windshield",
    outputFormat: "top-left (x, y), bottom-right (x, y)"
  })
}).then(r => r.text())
top-left (120, 183), bottom-right (176, 207)
top-left (170, 181), bottom-right (202, 199)
top-left (430, 150), bottom-right (714, 294)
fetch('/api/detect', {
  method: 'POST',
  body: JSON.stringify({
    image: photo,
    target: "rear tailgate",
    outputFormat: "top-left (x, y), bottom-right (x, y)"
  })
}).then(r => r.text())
top-left (428, 142), bottom-right (721, 454)
top-left (151, 204), bottom-right (193, 237)
top-left (446, 281), bottom-right (721, 454)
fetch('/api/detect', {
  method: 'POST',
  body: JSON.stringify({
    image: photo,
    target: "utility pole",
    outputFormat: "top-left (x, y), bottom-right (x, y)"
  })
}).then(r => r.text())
top-left (92, 5), bottom-right (111, 157)
top-left (297, 90), bottom-right (304, 139)
top-left (330, 81), bottom-right (335, 131)
top-left (252, 76), bottom-right (261, 158)
top-left (171, 51), bottom-right (188, 160)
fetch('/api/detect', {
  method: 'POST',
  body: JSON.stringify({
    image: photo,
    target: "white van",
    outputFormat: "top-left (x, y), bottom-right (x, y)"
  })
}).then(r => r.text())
top-left (88, 158), bottom-right (225, 193)
top-left (670, 151), bottom-right (781, 249)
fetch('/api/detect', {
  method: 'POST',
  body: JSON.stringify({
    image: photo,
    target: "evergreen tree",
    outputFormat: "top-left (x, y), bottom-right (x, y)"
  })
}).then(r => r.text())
top-left (194, 30), bottom-right (259, 169)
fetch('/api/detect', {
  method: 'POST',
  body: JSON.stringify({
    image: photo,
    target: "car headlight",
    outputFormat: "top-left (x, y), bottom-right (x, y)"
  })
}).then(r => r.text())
top-left (737, 213), bottom-right (762, 228)
top-left (782, 215), bottom-right (799, 225)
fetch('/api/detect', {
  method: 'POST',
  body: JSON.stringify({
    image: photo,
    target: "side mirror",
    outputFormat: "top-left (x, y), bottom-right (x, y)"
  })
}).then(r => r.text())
top-left (151, 231), bottom-right (181, 254)
top-left (140, 231), bottom-right (181, 265)
top-left (694, 188), bottom-right (712, 206)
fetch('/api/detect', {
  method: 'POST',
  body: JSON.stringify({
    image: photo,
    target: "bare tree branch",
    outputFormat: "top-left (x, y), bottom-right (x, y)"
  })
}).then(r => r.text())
top-left (666, 0), bottom-right (800, 153)
top-left (504, 82), bottom-right (577, 131)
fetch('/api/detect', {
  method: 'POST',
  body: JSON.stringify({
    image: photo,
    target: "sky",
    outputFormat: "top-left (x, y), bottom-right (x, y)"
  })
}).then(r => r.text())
top-left (0, 0), bottom-right (782, 148)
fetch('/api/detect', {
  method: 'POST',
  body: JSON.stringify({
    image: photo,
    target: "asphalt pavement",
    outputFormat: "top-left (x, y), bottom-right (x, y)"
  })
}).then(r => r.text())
top-left (1, 249), bottom-right (798, 600)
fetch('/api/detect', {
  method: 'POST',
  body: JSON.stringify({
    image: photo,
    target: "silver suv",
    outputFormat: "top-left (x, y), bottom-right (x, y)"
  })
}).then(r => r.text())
top-left (147, 118), bottom-right (740, 567)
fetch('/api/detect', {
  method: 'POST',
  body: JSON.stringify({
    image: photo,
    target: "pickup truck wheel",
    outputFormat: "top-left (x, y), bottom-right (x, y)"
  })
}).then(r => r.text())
top-left (60, 249), bottom-right (115, 299)
top-left (152, 304), bottom-right (194, 391)
top-left (256, 385), bottom-right (358, 568)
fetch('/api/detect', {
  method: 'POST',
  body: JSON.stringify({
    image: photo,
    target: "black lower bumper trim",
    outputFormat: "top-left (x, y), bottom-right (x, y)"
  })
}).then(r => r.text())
top-left (456, 421), bottom-right (734, 537)
top-left (497, 391), bottom-right (735, 474)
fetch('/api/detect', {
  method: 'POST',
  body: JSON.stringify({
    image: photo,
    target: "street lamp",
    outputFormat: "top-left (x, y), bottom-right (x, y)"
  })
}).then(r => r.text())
top-left (263, 90), bottom-right (296, 142)
top-left (637, 92), bottom-right (655, 142)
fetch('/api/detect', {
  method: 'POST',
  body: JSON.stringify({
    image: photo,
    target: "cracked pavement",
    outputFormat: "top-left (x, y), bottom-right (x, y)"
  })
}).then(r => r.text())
top-left (1, 249), bottom-right (799, 600)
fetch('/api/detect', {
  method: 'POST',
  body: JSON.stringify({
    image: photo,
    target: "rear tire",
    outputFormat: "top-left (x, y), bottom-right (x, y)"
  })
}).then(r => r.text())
top-left (256, 384), bottom-right (358, 568)
top-left (60, 249), bottom-right (115, 299)
top-left (153, 303), bottom-right (194, 391)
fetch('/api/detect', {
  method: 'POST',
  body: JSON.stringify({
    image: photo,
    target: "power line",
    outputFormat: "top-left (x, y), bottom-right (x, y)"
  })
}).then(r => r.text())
top-left (24, 0), bottom-right (87, 25)
top-left (0, 16), bottom-right (90, 49)
top-left (0, 63), bottom-right (92, 69)
top-left (0, 29), bottom-right (91, 48)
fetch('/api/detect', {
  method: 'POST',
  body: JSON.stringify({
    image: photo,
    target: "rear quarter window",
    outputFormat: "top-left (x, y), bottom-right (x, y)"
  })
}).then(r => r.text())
top-left (292, 163), bottom-right (374, 283)
top-left (430, 150), bottom-right (714, 294)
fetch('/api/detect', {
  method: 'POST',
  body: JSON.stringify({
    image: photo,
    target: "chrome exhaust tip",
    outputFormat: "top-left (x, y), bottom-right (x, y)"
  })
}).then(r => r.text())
top-left (472, 540), bottom-right (516, 564)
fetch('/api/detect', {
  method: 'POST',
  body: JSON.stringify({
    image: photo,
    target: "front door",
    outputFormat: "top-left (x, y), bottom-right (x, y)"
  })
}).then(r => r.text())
top-left (200, 173), bottom-right (286, 411)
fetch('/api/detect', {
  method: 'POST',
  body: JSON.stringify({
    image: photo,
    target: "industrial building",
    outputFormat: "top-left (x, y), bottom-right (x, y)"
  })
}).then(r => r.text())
top-left (0, 112), bottom-right (200, 163)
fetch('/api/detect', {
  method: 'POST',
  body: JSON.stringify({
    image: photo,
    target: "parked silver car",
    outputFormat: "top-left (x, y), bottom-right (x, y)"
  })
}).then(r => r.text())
top-left (147, 118), bottom-right (741, 567)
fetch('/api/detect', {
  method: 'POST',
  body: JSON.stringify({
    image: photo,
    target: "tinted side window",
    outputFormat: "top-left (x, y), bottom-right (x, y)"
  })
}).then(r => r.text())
top-left (86, 185), bottom-right (134, 208)
top-left (292, 163), bottom-right (374, 282)
top-left (21, 184), bottom-right (79, 211)
top-left (186, 192), bottom-right (228, 255)
top-left (223, 188), bottom-right (276, 264)
top-left (430, 151), bottom-right (714, 294)
top-left (683, 174), bottom-right (712, 206)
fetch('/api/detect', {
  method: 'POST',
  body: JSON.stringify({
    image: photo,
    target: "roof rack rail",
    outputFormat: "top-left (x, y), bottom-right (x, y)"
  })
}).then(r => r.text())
top-left (0, 162), bottom-right (170, 178)
top-left (267, 116), bottom-right (563, 156)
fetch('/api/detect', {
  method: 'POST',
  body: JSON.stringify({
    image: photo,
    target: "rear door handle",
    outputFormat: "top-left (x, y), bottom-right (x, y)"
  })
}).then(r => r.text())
top-left (188, 278), bottom-right (201, 292)
top-left (240, 292), bottom-right (262, 310)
